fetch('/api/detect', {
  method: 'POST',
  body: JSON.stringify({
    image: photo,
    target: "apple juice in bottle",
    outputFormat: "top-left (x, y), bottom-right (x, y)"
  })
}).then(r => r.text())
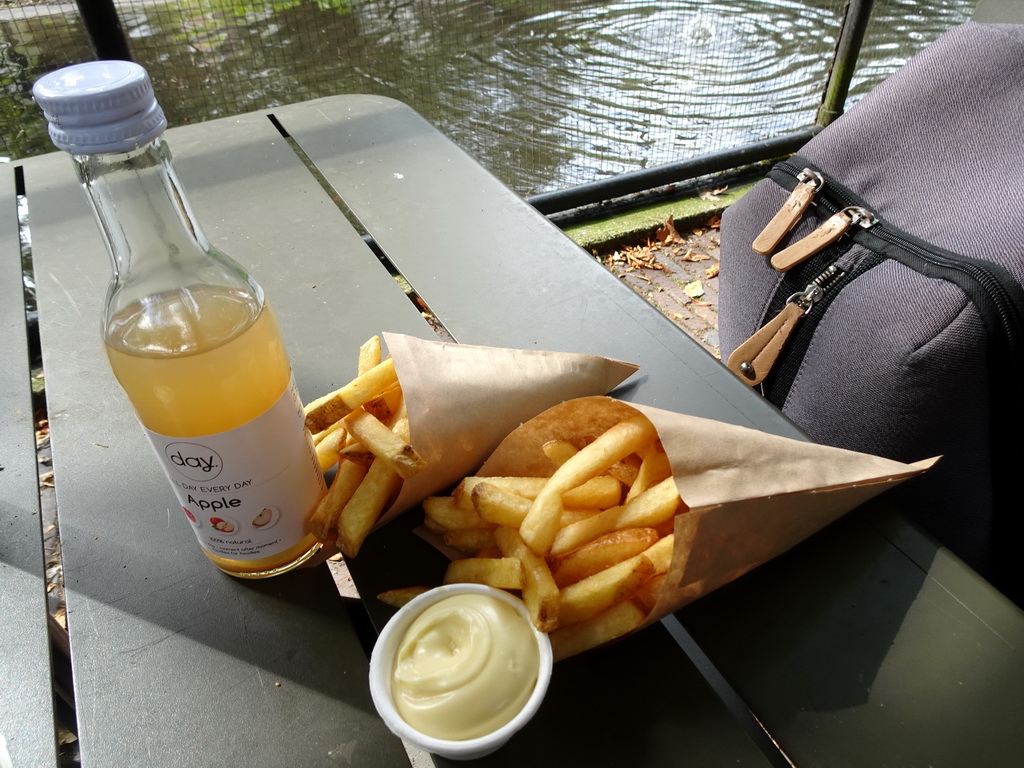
top-left (33, 61), bottom-right (326, 577)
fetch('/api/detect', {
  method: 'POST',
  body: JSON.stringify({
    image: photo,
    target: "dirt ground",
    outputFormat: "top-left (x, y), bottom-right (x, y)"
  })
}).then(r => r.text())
top-left (593, 215), bottom-right (722, 359)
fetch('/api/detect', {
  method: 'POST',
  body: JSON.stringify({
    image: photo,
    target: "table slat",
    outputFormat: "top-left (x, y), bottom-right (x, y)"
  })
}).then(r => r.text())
top-left (1, 162), bottom-right (60, 767)
top-left (678, 502), bottom-right (1024, 767)
top-left (275, 96), bottom-right (801, 437)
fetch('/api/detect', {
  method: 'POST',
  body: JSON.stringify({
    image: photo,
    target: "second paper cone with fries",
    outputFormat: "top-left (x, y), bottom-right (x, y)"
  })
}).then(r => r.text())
top-left (305, 332), bottom-right (937, 660)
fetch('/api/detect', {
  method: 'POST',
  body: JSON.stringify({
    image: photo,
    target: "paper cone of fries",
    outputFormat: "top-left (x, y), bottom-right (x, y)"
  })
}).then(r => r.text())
top-left (448, 395), bottom-right (936, 658)
top-left (303, 332), bottom-right (639, 557)
top-left (383, 333), bottom-right (641, 521)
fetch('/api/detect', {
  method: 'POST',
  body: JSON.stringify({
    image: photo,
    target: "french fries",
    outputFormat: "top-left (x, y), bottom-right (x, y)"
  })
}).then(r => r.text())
top-left (312, 339), bottom-right (683, 659)
top-left (549, 528), bottom-right (660, 588)
top-left (344, 407), bottom-right (426, 479)
top-left (377, 586), bottom-right (430, 608)
top-left (519, 414), bottom-right (659, 556)
top-left (303, 335), bottom-right (428, 558)
top-left (403, 411), bottom-right (688, 659)
top-left (304, 357), bottom-right (400, 433)
top-left (443, 557), bottom-right (524, 590)
top-left (494, 525), bottom-right (560, 633)
top-left (549, 599), bottom-right (647, 662)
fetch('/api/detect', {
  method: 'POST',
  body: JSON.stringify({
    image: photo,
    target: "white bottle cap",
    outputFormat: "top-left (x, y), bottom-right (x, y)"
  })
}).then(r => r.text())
top-left (32, 60), bottom-right (168, 155)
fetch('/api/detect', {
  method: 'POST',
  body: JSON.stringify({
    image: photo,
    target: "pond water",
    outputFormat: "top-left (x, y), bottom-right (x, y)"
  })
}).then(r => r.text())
top-left (2, 0), bottom-right (974, 195)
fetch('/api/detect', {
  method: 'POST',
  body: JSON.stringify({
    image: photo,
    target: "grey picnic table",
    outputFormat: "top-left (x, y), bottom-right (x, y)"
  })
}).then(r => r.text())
top-left (3, 94), bottom-right (1023, 767)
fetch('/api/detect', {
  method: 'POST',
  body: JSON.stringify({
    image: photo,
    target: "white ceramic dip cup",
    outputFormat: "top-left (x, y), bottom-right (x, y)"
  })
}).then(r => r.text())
top-left (369, 583), bottom-right (553, 761)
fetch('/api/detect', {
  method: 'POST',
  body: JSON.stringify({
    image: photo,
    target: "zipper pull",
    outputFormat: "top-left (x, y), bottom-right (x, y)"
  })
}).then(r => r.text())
top-left (770, 206), bottom-right (874, 272)
top-left (752, 169), bottom-right (824, 255)
top-left (728, 265), bottom-right (846, 386)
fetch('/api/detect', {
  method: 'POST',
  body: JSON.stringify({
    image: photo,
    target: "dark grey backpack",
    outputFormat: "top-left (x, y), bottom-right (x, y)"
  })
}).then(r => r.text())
top-left (719, 21), bottom-right (1024, 603)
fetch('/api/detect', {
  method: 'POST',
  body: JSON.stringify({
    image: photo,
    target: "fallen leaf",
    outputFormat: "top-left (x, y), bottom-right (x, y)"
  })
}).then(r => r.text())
top-left (679, 248), bottom-right (711, 262)
top-left (655, 216), bottom-right (684, 244)
top-left (705, 263), bottom-right (720, 279)
top-left (699, 185), bottom-right (729, 201)
top-left (706, 214), bottom-right (722, 229)
top-left (683, 280), bottom-right (705, 299)
top-left (619, 244), bottom-right (664, 271)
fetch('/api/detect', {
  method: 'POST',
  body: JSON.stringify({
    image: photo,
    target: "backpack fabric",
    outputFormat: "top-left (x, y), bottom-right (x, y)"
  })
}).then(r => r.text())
top-left (718, 21), bottom-right (1024, 602)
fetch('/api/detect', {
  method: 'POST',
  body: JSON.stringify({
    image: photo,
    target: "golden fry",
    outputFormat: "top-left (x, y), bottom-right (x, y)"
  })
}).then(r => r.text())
top-left (442, 528), bottom-right (498, 555)
top-left (557, 553), bottom-right (655, 627)
top-left (625, 442), bottom-right (672, 501)
top-left (304, 357), bottom-right (398, 433)
top-left (617, 477), bottom-right (685, 527)
top-left (640, 533), bottom-right (675, 574)
top-left (443, 557), bottom-right (525, 590)
top-left (471, 482), bottom-right (600, 529)
top-left (549, 599), bottom-right (647, 662)
top-left (422, 514), bottom-right (446, 534)
top-left (336, 443), bottom-right (376, 466)
top-left (520, 415), bottom-right (658, 556)
top-left (494, 526), bottom-right (560, 633)
top-left (363, 382), bottom-right (403, 424)
top-left (550, 476), bottom-right (681, 555)
top-left (456, 475), bottom-right (622, 510)
top-left (633, 573), bottom-right (667, 616)
top-left (344, 407), bottom-right (426, 479)
top-left (549, 528), bottom-right (661, 588)
top-left (377, 586), bottom-right (429, 608)
top-left (336, 456), bottom-right (402, 558)
top-left (358, 335), bottom-right (382, 375)
top-left (559, 509), bottom-right (597, 527)
top-left (307, 459), bottom-right (369, 544)
top-left (314, 423), bottom-right (348, 473)
top-left (605, 453), bottom-right (643, 487)
top-left (424, 495), bottom-right (495, 531)
top-left (541, 439), bottom-right (579, 467)
top-left (470, 481), bottom-right (532, 527)
top-left (549, 506), bottom-right (621, 557)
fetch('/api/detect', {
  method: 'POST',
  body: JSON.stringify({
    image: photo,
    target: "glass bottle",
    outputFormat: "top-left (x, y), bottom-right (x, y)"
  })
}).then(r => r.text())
top-left (33, 61), bottom-right (326, 578)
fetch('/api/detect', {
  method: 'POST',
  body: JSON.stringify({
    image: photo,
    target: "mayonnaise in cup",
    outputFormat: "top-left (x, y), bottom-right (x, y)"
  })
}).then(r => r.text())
top-left (369, 584), bottom-right (553, 760)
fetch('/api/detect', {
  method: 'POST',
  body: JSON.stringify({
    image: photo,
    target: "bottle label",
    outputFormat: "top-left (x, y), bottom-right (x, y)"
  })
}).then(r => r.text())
top-left (143, 378), bottom-right (327, 561)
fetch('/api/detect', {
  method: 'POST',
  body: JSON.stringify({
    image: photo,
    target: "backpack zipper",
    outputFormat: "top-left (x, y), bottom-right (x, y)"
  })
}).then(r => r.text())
top-left (741, 156), bottom-right (1024, 406)
top-left (773, 156), bottom-right (1024, 356)
top-left (728, 259), bottom-right (847, 386)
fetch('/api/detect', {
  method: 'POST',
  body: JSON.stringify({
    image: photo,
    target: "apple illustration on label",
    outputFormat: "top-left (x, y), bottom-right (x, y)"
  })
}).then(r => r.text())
top-left (252, 508), bottom-right (273, 527)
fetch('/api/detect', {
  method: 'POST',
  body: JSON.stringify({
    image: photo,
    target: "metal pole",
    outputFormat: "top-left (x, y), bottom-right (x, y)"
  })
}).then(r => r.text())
top-left (527, 127), bottom-right (820, 216)
top-left (75, 0), bottom-right (133, 61)
top-left (816, 0), bottom-right (874, 126)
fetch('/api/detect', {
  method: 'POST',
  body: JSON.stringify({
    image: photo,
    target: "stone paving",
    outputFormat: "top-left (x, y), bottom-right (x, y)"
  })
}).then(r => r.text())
top-left (593, 215), bottom-right (722, 359)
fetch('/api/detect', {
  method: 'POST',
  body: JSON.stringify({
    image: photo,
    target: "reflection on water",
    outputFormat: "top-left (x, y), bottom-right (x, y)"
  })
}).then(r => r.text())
top-left (1, 0), bottom-right (973, 195)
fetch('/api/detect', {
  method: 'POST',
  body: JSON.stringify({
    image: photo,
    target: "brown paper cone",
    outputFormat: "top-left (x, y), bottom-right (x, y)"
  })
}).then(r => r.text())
top-left (476, 396), bottom-right (938, 624)
top-left (379, 334), bottom-right (639, 523)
